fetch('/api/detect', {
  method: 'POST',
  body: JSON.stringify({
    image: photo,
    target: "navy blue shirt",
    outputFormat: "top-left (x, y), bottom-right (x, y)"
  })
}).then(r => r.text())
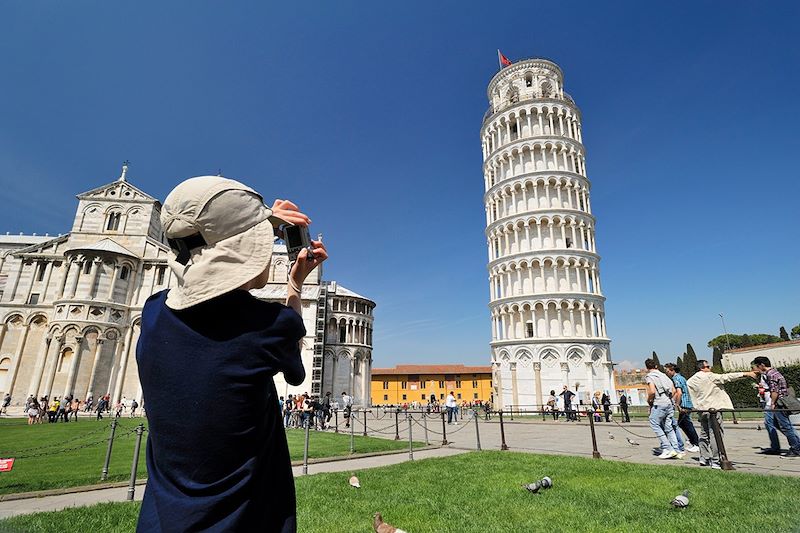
top-left (136, 289), bottom-right (305, 532)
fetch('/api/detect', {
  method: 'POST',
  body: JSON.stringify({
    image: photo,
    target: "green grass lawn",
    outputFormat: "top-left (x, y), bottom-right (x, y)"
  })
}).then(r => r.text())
top-left (0, 419), bottom-right (415, 496)
top-left (2, 451), bottom-right (799, 533)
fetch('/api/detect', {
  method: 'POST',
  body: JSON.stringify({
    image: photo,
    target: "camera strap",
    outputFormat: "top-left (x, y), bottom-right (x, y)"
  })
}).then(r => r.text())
top-left (167, 233), bottom-right (207, 265)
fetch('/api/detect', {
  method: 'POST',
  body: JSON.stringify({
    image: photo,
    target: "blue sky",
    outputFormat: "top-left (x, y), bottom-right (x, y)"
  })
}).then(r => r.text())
top-left (1, 2), bottom-right (798, 370)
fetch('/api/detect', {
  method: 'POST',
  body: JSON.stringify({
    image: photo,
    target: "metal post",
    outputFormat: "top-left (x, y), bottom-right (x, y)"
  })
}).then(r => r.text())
top-left (498, 410), bottom-right (509, 450)
top-left (408, 415), bottom-right (414, 460)
top-left (362, 409), bottom-right (367, 437)
top-left (474, 410), bottom-right (482, 451)
top-left (709, 410), bottom-right (734, 470)
top-left (394, 409), bottom-right (400, 440)
top-left (588, 411), bottom-right (601, 459)
top-left (126, 424), bottom-right (144, 501)
top-left (302, 417), bottom-right (311, 474)
top-left (510, 405), bottom-right (514, 421)
top-left (440, 411), bottom-right (449, 445)
top-left (349, 412), bottom-right (355, 454)
top-left (101, 419), bottom-right (117, 480)
top-left (334, 409), bottom-right (339, 434)
top-left (423, 413), bottom-right (429, 445)
top-left (731, 410), bottom-right (739, 425)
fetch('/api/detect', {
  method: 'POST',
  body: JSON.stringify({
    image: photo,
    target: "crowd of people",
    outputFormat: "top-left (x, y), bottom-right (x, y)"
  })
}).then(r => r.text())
top-left (643, 356), bottom-right (800, 467)
top-left (0, 392), bottom-right (142, 424)
top-left (280, 391), bottom-right (343, 430)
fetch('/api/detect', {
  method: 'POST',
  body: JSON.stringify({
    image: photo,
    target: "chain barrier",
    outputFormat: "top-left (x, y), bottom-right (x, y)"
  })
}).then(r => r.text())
top-left (0, 421), bottom-right (115, 456)
top-left (609, 418), bottom-right (659, 440)
top-left (8, 425), bottom-right (139, 460)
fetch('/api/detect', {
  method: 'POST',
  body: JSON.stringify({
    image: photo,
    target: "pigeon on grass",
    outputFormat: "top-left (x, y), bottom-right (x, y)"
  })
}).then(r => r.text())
top-left (349, 475), bottom-right (361, 488)
top-left (523, 476), bottom-right (553, 493)
top-left (670, 490), bottom-right (690, 508)
top-left (373, 512), bottom-right (407, 533)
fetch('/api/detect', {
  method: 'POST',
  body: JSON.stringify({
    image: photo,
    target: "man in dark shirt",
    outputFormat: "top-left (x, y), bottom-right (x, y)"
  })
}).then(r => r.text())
top-left (752, 356), bottom-right (800, 457)
top-left (137, 177), bottom-right (327, 532)
top-left (560, 386), bottom-right (576, 421)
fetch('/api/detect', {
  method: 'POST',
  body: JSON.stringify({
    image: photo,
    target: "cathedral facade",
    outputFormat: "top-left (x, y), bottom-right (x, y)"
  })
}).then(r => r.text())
top-left (0, 166), bottom-right (374, 409)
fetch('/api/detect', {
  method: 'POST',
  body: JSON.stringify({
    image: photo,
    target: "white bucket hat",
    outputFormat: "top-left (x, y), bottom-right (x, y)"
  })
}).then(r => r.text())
top-left (160, 176), bottom-right (285, 310)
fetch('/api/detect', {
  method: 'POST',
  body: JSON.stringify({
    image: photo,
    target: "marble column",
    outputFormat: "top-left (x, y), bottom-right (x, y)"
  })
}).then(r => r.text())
top-left (533, 362), bottom-right (543, 408)
top-left (560, 362), bottom-right (570, 389)
top-left (6, 324), bottom-right (30, 395)
top-left (112, 326), bottom-right (135, 404)
top-left (510, 362), bottom-right (519, 409)
top-left (63, 335), bottom-right (84, 398)
top-left (42, 335), bottom-right (64, 399)
top-left (27, 333), bottom-right (52, 398)
top-left (84, 338), bottom-right (105, 400)
top-left (493, 362), bottom-right (503, 409)
top-left (585, 362), bottom-right (595, 397)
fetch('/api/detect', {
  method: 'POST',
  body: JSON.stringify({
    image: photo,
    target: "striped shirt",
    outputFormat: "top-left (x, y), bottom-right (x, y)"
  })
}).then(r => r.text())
top-left (671, 373), bottom-right (693, 409)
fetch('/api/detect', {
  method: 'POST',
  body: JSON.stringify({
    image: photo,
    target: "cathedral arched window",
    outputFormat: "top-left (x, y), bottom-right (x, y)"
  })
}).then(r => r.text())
top-left (120, 266), bottom-right (130, 280)
top-left (106, 212), bottom-right (121, 231)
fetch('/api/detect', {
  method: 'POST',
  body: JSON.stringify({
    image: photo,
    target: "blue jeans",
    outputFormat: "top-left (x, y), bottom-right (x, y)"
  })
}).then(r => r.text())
top-left (447, 406), bottom-right (454, 423)
top-left (671, 416), bottom-right (685, 452)
top-left (649, 404), bottom-right (680, 452)
top-left (771, 409), bottom-right (800, 453)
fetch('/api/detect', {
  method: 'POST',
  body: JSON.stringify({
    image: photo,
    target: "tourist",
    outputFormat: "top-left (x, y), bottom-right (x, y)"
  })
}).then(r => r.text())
top-left (95, 396), bottom-right (107, 421)
top-left (664, 363), bottom-right (700, 453)
top-left (283, 394), bottom-right (293, 427)
top-left (591, 392), bottom-right (602, 422)
top-left (559, 386), bottom-right (576, 421)
top-left (547, 390), bottom-right (558, 420)
top-left (341, 391), bottom-right (352, 428)
top-left (686, 360), bottom-right (757, 468)
top-left (69, 397), bottom-right (80, 421)
top-left (38, 396), bottom-right (49, 424)
top-left (0, 393), bottom-right (10, 416)
top-left (601, 392), bottom-right (612, 422)
top-left (136, 177), bottom-right (325, 531)
top-left (130, 398), bottom-right (139, 418)
top-left (751, 356), bottom-right (800, 457)
top-left (26, 397), bottom-right (39, 425)
top-left (322, 392), bottom-right (332, 429)
top-left (644, 358), bottom-right (683, 459)
top-left (48, 398), bottom-right (59, 423)
top-left (619, 392), bottom-right (630, 422)
top-left (483, 400), bottom-right (492, 421)
top-left (84, 395), bottom-right (94, 413)
top-left (446, 391), bottom-right (457, 424)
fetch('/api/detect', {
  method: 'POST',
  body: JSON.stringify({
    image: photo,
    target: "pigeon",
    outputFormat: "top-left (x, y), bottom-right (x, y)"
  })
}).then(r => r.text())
top-left (626, 437), bottom-right (640, 446)
top-left (757, 425), bottom-right (762, 431)
top-left (349, 475), bottom-right (361, 488)
top-left (523, 481), bottom-right (543, 494)
top-left (670, 490), bottom-right (690, 508)
top-left (523, 476), bottom-right (553, 493)
top-left (373, 512), bottom-right (407, 533)
top-left (608, 432), bottom-right (615, 440)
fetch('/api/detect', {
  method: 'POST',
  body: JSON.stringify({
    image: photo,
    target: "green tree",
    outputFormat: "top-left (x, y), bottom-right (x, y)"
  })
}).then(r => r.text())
top-left (707, 333), bottom-right (782, 351)
top-left (676, 355), bottom-right (683, 370)
top-left (650, 351), bottom-right (661, 370)
top-left (684, 344), bottom-right (698, 375)
top-left (712, 346), bottom-right (723, 372)
top-left (792, 324), bottom-right (800, 339)
top-left (780, 326), bottom-right (790, 341)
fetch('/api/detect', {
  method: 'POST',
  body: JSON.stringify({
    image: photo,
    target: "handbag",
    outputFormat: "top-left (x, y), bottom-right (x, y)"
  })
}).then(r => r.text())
top-left (776, 395), bottom-right (800, 415)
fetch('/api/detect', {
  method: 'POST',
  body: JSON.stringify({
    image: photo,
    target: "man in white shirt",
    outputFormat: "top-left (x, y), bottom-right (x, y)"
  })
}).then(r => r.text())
top-left (686, 359), bottom-right (756, 468)
top-left (445, 392), bottom-right (457, 425)
top-left (341, 391), bottom-right (352, 428)
top-left (644, 358), bottom-right (683, 459)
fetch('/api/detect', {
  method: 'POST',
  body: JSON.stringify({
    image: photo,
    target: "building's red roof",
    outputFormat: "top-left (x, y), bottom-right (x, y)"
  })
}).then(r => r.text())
top-left (372, 364), bottom-right (492, 376)
top-left (725, 339), bottom-right (800, 354)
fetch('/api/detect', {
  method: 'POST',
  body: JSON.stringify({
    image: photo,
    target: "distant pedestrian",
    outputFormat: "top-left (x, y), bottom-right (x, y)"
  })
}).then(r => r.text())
top-left (686, 360), bottom-right (757, 468)
top-left (591, 392), bottom-right (602, 422)
top-left (559, 386), bottom-right (576, 421)
top-left (26, 397), bottom-right (39, 425)
top-left (601, 392), bottom-right (612, 422)
top-left (341, 391), bottom-right (352, 428)
top-left (751, 356), bottom-right (800, 457)
top-left (446, 391), bottom-right (457, 424)
top-left (0, 393), bottom-right (10, 416)
top-left (130, 398), bottom-right (139, 418)
top-left (619, 392), bottom-right (630, 422)
top-left (322, 392), bottom-right (332, 428)
top-left (547, 390), bottom-right (558, 420)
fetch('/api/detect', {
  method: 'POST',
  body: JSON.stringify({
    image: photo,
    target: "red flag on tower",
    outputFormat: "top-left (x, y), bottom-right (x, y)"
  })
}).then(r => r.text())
top-left (497, 50), bottom-right (512, 68)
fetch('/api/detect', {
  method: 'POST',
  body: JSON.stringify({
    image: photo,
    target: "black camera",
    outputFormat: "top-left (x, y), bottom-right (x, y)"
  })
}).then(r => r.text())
top-left (280, 224), bottom-right (315, 263)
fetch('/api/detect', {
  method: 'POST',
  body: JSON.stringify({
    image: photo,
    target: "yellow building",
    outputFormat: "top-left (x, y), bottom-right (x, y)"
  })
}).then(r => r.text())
top-left (370, 364), bottom-right (493, 406)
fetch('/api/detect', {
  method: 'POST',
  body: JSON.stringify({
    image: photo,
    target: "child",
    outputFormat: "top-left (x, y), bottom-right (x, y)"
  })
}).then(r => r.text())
top-left (136, 176), bottom-right (327, 532)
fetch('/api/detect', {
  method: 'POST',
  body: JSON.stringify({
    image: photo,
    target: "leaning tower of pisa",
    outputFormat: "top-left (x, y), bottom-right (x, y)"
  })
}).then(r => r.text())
top-left (482, 57), bottom-right (614, 409)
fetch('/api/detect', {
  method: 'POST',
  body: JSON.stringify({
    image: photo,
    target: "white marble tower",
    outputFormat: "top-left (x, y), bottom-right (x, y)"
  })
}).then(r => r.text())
top-left (482, 57), bottom-right (614, 409)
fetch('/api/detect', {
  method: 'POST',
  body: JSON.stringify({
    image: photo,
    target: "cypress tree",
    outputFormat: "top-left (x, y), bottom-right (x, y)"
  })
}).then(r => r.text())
top-left (684, 344), bottom-right (698, 375)
top-left (651, 351), bottom-right (661, 370)
top-left (712, 346), bottom-right (723, 372)
top-left (780, 326), bottom-right (790, 341)
top-left (676, 356), bottom-right (684, 370)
